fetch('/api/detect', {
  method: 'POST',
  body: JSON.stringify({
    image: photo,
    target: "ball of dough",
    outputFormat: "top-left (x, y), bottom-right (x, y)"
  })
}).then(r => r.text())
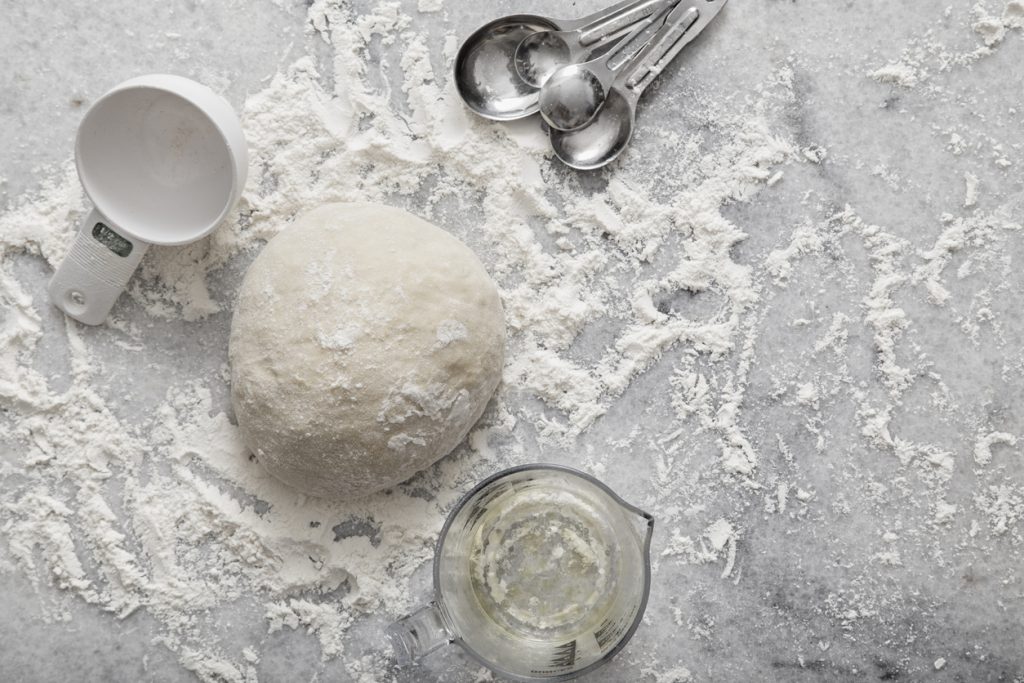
top-left (229, 203), bottom-right (505, 499)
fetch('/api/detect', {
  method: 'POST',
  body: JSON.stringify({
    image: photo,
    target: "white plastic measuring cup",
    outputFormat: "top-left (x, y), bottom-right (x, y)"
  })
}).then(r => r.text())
top-left (49, 75), bottom-right (248, 325)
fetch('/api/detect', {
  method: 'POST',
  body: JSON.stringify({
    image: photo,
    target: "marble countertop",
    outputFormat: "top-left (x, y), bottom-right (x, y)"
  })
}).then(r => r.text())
top-left (2, 0), bottom-right (1023, 681)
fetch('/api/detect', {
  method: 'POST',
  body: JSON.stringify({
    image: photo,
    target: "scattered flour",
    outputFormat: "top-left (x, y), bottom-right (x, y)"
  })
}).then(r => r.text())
top-left (974, 431), bottom-right (1018, 466)
top-left (867, 0), bottom-right (1024, 89)
top-left (641, 664), bottom-right (693, 682)
top-left (964, 171), bottom-right (980, 207)
top-left (867, 63), bottom-right (920, 88)
top-left (0, 0), bottom-right (798, 677)
top-left (435, 319), bottom-right (468, 347)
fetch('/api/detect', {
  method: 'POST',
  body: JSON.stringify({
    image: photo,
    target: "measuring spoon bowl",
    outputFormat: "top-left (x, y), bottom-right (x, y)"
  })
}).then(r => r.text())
top-left (455, 15), bottom-right (559, 121)
top-left (539, 64), bottom-right (611, 133)
top-left (550, 87), bottom-right (636, 170)
top-left (513, 0), bottom-right (674, 89)
top-left (514, 30), bottom-right (577, 89)
top-left (455, 0), bottom-right (678, 121)
top-left (538, 1), bottom-right (677, 132)
top-left (550, 0), bottom-right (729, 170)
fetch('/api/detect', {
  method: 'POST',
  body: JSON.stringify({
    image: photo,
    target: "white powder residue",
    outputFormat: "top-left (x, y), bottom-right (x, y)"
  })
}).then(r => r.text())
top-left (660, 518), bottom-right (738, 580)
top-left (974, 431), bottom-right (1017, 466)
top-left (435, 318), bottom-right (468, 347)
top-left (705, 518), bottom-right (734, 552)
top-left (265, 598), bottom-right (353, 658)
top-left (764, 220), bottom-right (824, 287)
top-left (305, 258), bottom-right (335, 301)
top-left (640, 664), bottom-right (693, 682)
top-left (974, 15), bottom-right (1007, 46)
top-left (795, 382), bottom-right (819, 407)
top-left (934, 500), bottom-right (958, 524)
top-left (964, 171), bottom-right (980, 207)
top-left (867, 1), bottom-right (1023, 89)
top-left (388, 433), bottom-right (427, 452)
top-left (867, 62), bottom-right (920, 88)
top-left (975, 485), bottom-right (1024, 536)
top-left (318, 324), bottom-right (362, 351)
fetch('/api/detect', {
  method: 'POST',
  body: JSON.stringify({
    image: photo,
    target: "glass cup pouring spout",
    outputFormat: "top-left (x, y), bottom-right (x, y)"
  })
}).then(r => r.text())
top-left (388, 464), bottom-right (655, 682)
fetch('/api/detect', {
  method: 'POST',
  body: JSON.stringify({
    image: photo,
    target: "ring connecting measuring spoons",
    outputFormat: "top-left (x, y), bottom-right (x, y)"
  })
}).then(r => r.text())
top-left (539, 1), bottom-right (680, 132)
top-left (49, 75), bottom-right (248, 325)
top-left (551, 0), bottom-right (728, 170)
top-left (454, 0), bottom-right (676, 121)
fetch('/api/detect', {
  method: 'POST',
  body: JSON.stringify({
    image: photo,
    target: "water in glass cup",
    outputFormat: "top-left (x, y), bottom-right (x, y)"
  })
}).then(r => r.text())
top-left (390, 465), bottom-right (654, 682)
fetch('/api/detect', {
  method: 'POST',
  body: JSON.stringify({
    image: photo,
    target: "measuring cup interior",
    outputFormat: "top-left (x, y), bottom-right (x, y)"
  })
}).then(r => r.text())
top-left (434, 464), bottom-right (653, 681)
top-left (76, 86), bottom-right (236, 245)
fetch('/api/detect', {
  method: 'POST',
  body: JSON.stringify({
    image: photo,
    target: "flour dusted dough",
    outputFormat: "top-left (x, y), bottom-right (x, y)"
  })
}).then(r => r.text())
top-left (229, 203), bottom-right (505, 499)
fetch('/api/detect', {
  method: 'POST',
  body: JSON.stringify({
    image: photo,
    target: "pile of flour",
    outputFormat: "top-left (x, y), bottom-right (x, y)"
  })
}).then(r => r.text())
top-left (1, 0), bottom-right (1023, 681)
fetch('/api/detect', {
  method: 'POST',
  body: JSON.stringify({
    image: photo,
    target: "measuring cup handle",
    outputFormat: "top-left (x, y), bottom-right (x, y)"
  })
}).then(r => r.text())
top-left (388, 602), bottom-right (453, 665)
top-left (48, 207), bottom-right (149, 325)
top-left (574, 0), bottom-right (673, 47)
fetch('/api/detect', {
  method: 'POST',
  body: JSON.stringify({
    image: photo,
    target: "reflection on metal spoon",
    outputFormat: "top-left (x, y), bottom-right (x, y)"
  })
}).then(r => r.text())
top-left (551, 0), bottom-right (729, 170)
top-left (513, 0), bottom-right (675, 89)
top-left (454, 16), bottom-right (556, 121)
top-left (514, 31), bottom-right (575, 89)
top-left (539, 3), bottom-right (682, 132)
top-left (550, 89), bottom-right (635, 170)
top-left (454, 0), bottom-right (676, 121)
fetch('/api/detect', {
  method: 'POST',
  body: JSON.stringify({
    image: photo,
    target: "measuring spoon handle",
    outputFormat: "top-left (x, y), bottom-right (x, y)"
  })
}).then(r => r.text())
top-left (569, 0), bottom-right (676, 47)
top-left (600, 1), bottom-right (678, 75)
top-left (626, 0), bottom-right (729, 94)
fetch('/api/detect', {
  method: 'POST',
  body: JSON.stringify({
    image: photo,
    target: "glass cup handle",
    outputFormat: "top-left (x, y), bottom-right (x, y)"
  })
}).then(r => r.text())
top-left (388, 602), bottom-right (453, 665)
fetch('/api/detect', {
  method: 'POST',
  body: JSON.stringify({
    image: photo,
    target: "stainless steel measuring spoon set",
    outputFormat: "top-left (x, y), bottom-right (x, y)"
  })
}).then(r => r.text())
top-left (454, 0), bottom-right (728, 170)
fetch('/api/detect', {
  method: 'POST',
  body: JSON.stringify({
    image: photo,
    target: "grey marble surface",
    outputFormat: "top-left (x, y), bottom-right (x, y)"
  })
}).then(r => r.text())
top-left (2, 0), bottom-right (1024, 682)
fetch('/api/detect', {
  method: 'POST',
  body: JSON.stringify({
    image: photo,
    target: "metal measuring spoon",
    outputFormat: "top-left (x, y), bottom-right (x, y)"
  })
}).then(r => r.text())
top-left (551, 0), bottom-right (728, 170)
top-left (454, 0), bottom-right (676, 121)
top-left (513, 0), bottom-right (673, 89)
top-left (539, 1), bottom-right (686, 133)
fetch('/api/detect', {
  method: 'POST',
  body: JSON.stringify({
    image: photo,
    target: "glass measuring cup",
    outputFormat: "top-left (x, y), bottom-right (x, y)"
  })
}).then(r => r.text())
top-left (389, 464), bottom-right (654, 681)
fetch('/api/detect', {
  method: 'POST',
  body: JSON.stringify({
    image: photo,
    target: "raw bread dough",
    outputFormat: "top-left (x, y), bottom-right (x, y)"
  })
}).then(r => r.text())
top-left (229, 203), bottom-right (505, 499)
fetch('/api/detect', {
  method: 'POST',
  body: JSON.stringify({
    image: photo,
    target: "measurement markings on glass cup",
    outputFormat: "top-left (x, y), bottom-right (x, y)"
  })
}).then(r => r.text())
top-left (595, 601), bottom-right (641, 651)
top-left (594, 615), bottom-right (629, 650)
top-left (530, 640), bottom-right (578, 674)
top-left (552, 640), bottom-right (578, 668)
